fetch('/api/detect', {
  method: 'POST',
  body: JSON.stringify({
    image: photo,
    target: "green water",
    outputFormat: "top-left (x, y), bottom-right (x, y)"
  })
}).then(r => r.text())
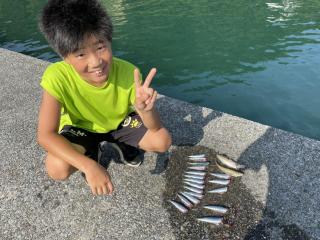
top-left (1, 0), bottom-right (320, 140)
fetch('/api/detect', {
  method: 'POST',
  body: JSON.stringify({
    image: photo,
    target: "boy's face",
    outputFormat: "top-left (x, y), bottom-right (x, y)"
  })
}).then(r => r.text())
top-left (64, 35), bottom-right (112, 87)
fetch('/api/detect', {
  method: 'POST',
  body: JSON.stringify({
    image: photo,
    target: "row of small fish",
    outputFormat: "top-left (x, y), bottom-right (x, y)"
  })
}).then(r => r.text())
top-left (168, 154), bottom-right (208, 213)
top-left (168, 154), bottom-right (235, 225)
top-left (207, 171), bottom-right (229, 195)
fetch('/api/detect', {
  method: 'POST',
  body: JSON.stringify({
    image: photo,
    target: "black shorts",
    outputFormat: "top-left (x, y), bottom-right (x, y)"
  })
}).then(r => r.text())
top-left (59, 112), bottom-right (147, 160)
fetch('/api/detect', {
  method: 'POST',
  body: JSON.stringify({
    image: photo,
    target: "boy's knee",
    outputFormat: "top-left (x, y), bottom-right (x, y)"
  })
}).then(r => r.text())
top-left (154, 129), bottom-right (172, 153)
top-left (139, 128), bottom-right (172, 152)
top-left (45, 156), bottom-right (74, 181)
top-left (47, 168), bottom-right (71, 181)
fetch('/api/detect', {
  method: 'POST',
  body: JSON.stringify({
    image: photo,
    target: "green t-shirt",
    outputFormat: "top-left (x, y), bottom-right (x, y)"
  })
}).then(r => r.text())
top-left (40, 57), bottom-right (137, 133)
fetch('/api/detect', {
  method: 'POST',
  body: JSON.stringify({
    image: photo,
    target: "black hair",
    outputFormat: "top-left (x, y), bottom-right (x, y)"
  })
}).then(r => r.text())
top-left (39, 0), bottom-right (113, 57)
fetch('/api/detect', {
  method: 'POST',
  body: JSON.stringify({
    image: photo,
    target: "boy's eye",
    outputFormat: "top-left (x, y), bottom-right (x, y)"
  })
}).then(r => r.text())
top-left (97, 44), bottom-right (106, 50)
top-left (76, 53), bottom-right (85, 58)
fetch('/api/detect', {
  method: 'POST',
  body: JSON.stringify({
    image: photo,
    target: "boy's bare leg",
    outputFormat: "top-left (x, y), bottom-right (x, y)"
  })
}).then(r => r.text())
top-left (138, 127), bottom-right (172, 153)
top-left (45, 143), bottom-right (86, 180)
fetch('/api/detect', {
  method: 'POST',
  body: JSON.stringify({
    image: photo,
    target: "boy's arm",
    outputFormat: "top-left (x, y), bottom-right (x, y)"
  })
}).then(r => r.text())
top-left (133, 68), bottom-right (162, 131)
top-left (37, 90), bottom-right (113, 195)
top-left (135, 107), bottom-right (162, 132)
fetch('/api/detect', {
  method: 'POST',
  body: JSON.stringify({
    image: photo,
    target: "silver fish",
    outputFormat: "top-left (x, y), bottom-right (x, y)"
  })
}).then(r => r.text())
top-left (180, 192), bottom-right (201, 205)
top-left (188, 162), bottom-right (209, 166)
top-left (184, 186), bottom-right (203, 194)
top-left (184, 174), bottom-right (205, 180)
top-left (188, 154), bottom-right (205, 158)
top-left (181, 191), bottom-right (204, 199)
top-left (185, 171), bottom-right (206, 176)
top-left (177, 193), bottom-right (193, 208)
top-left (207, 186), bottom-right (228, 194)
top-left (216, 154), bottom-right (245, 170)
top-left (216, 161), bottom-right (244, 177)
top-left (203, 205), bottom-right (228, 214)
top-left (188, 157), bottom-right (207, 162)
top-left (168, 200), bottom-right (188, 213)
top-left (210, 172), bottom-right (231, 179)
top-left (183, 178), bottom-right (205, 185)
top-left (197, 216), bottom-right (223, 225)
top-left (188, 166), bottom-right (207, 171)
top-left (184, 181), bottom-right (205, 189)
top-left (209, 179), bottom-right (230, 185)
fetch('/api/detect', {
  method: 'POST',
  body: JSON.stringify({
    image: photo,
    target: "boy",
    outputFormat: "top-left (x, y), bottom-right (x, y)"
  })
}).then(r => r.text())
top-left (37, 0), bottom-right (172, 196)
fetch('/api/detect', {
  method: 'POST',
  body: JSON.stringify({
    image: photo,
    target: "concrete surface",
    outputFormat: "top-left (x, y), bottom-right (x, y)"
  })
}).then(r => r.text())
top-left (0, 47), bottom-right (319, 240)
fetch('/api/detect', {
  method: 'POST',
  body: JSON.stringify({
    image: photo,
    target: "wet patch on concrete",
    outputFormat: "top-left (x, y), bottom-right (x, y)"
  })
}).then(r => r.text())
top-left (281, 224), bottom-right (310, 240)
top-left (244, 211), bottom-right (310, 240)
top-left (163, 145), bottom-right (266, 239)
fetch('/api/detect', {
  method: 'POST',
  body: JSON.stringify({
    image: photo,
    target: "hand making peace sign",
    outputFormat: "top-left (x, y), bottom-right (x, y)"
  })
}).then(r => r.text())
top-left (134, 68), bottom-right (158, 112)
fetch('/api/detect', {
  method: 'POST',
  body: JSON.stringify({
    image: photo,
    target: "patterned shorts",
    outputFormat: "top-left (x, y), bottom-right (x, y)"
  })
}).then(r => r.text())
top-left (59, 112), bottom-right (147, 160)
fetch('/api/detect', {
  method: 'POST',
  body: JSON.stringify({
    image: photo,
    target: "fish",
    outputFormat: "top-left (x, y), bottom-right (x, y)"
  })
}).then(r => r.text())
top-left (184, 181), bottom-right (205, 189)
top-left (216, 161), bottom-right (244, 177)
top-left (188, 162), bottom-right (209, 166)
top-left (168, 200), bottom-right (188, 213)
top-left (197, 216), bottom-right (224, 225)
top-left (188, 166), bottom-right (207, 171)
top-left (183, 178), bottom-right (205, 185)
top-left (203, 205), bottom-right (228, 214)
top-left (185, 171), bottom-right (206, 176)
top-left (184, 174), bottom-right (205, 180)
top-left (188, 157), bottom-right (207, 162)
top-left (189, 154), bottom-right (206, 158)
top-left (181, 191), bottom-right (204, 199)
top-left (184, 186), bottom-right (203, 194)
top-left (208, 179), bottom-right (230, 185)
top-left (180, 192), bottom-right (201, 205)
top-left (216, 154), bottom-right (245, 170)
top-left (207, 186), bottom-right (228, 194)
top-left (177, 193), bottom-right (193, 208)
top-left (189, 158), bottom-right (207, 163)
top-left (210, 172), bottom-right (231, 179)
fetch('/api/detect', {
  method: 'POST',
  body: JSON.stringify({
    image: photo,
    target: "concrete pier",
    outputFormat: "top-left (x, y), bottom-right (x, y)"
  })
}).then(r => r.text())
top-left (1, 47), bottom-right (319, 239)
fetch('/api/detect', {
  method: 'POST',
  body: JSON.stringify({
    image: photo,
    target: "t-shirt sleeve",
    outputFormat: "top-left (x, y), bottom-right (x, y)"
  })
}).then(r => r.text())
top-left (40, 64), bottom-right (64, 104)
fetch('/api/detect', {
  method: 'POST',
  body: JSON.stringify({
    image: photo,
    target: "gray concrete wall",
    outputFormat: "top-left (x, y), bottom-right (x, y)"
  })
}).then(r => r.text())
top-left (1, 47), bottom-right (319, 239)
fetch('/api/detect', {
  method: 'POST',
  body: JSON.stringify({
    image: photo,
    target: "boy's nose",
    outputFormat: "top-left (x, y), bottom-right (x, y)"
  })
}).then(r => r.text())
top-left (89, 53), bottom-right (102, 69)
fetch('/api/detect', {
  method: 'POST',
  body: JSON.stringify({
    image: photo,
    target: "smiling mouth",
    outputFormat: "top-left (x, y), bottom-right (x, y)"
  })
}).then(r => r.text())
top-left (90, 65), bottom-right (106, 76)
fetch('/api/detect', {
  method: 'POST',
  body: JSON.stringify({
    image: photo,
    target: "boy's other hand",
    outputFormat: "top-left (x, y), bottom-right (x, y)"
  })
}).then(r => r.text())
top-left (134, 68), bottom-right (158, 112)
top-left (84, 162), bottom-right (114, 195)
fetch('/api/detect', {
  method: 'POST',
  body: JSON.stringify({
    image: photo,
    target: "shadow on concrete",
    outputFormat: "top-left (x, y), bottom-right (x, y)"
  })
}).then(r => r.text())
top-left (237, 128), bottom-right (319, 239)
top-left (150, 96), bottom-right (223, 175)
top-left (156, 96), bottom-right (223, 146)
